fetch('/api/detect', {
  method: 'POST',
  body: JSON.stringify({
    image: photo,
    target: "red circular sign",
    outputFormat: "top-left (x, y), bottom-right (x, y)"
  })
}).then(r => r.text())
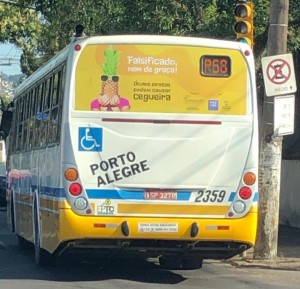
top-left (266, 59), bottom-right (291, 85)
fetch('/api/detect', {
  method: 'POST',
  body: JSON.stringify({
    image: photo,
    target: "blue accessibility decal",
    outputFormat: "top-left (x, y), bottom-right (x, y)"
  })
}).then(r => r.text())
top-left (78, 127), bottom-right (103, 152)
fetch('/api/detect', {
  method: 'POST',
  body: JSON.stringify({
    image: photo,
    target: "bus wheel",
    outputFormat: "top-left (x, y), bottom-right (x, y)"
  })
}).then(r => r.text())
top-left (181, 258), bottom-right (203, 270)
top-left (17, 235), bottom-right (32, 250)
top-left (33, 202), bottom-right (55, 266)
top-left (10, 196), bottom-right (15, 233)
top-left (159, 256), bottom-right (182, 270)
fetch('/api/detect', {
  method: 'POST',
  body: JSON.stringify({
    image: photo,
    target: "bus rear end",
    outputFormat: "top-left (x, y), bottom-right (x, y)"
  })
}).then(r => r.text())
top-left (60, 36), bottom-right (258, 268)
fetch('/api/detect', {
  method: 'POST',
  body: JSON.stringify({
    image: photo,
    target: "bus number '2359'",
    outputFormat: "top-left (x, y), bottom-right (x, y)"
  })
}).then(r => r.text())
top-left (195, 190), bottom-right (226, 203)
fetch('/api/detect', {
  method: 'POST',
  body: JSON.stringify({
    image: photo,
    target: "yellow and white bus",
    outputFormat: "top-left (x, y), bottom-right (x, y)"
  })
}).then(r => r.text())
top-left (4, 34), bottom-right (258, 268)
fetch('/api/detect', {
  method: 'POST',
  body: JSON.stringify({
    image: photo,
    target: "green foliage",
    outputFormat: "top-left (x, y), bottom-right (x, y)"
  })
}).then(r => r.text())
top-left (288, 0), bottom-right (300, 52)
top-left (1, 0), bottom-right (300, 76)
top-left (0, 94), bottom-right (12, 108)
top-left (0, 2), bottom-right (43, 75)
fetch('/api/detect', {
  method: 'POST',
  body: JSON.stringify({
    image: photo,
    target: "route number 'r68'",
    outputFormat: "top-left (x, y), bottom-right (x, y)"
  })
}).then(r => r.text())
top-left (195, 189), bottom-right (226, 203)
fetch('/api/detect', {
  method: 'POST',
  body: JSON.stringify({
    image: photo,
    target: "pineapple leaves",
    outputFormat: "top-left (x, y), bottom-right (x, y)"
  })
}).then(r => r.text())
top-left (102, 46), bottom-right (121, 77)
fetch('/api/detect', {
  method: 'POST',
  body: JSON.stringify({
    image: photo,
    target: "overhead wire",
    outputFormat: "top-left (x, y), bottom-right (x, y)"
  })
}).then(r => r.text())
top-left (0, 45), bottom-right (21, 66)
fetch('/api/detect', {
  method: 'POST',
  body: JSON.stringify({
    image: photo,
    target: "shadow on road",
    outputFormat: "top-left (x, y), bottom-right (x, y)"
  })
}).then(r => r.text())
top-left (1, 207), bottom-right (186, 283)
top-left (1, 244), bottom-right (187, 283)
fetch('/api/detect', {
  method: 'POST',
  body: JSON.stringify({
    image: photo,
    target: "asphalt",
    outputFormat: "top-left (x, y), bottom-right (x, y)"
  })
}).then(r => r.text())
top-left (226, 225), bottom-right (300, 271)
top-left (1, 207), bottom-right (299, 271)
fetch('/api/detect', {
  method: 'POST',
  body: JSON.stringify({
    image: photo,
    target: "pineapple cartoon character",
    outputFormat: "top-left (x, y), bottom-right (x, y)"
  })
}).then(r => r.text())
top-left (91, 46), bottom-right (130, 111)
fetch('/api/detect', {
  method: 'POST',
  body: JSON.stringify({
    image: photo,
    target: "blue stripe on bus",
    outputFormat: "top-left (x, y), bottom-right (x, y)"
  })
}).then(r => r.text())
top-left (228, 192), bottom-right (236, 202)
top-left (40, 186), bottom-right (65, 197)
top-left (86, 189), bottom-right (191, 200)
top-left (28, 187), bottom-right (260, 202)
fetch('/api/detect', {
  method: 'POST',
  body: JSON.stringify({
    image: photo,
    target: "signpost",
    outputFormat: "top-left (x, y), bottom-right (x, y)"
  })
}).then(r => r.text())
top-left (273, 95), bottom-right (295, 136)
top-left (254, 0), bottom-right (291, 261)
top-left (261, 53), bottom-right (297, 97)
top-left (256, 46), bottom-right (297, 260)
top-left (262, 53), bottom-right (296, 136)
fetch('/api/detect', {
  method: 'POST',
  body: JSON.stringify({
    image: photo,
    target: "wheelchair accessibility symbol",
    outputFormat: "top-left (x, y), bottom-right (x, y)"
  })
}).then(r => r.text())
top-left (78, 127), bottom-right (103, 152)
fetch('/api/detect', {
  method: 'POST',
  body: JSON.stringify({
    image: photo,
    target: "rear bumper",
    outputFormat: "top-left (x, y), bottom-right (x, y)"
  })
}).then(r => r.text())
top-left (57, 238), bottom-right (250, 260)
top-left (54, 208), bottom-right (257, 259)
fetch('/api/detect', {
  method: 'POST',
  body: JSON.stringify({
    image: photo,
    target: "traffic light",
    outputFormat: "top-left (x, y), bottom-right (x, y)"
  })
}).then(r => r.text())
top-left (234, 1), bottom-right (254, 49)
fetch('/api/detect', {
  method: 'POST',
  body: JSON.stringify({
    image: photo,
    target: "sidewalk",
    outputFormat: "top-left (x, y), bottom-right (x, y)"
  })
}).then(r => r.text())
top-left (227, 225), bottom-right (300, 271)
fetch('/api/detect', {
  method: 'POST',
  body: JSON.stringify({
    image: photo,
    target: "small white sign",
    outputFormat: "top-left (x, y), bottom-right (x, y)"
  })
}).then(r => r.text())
top-left (274, 95), bottom-right (295, 136)
top-left (262, 54), bottom-right (297, 97)
top-left (138, 223), bottom-right (178, 233)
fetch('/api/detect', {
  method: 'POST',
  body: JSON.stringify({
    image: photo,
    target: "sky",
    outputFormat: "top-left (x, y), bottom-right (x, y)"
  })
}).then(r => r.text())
top-left (0, 43), bottom-right (22, 76)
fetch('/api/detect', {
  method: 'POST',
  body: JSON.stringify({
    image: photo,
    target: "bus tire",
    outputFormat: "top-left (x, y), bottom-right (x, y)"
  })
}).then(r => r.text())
top-left (33, 199), bottom-right (55, 267)
top-left (10, 195), bottom-right (15, 233)
top-left (17, 235), bottom-right (32, 250)
top-left (34, 235), bottom-right (55, 267)
top-left (159, 256), bottom-right (182, 270)
top-left (181, 258), bottom-right (203, 270)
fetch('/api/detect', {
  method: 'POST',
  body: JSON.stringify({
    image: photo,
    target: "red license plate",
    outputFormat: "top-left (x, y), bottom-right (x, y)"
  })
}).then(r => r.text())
top-left (144, 191), bottom-right (177, 200)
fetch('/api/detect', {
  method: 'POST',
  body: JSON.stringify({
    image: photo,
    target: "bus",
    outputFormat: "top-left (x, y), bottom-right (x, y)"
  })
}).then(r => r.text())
top-left (3, 32), bottom-right (258, 268)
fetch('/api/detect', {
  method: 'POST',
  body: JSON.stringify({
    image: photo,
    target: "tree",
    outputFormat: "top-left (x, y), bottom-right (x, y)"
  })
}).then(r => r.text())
top-left (14, 0), bottom-right (236, 74)
top-left (0, 2), bottom-right (43, 75)
top-left (2, 1), bottom-right (300, 77)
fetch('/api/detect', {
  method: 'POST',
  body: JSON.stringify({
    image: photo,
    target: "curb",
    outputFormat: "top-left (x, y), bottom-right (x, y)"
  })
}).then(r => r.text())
top-left (226, 257), bottom-right (300, 271)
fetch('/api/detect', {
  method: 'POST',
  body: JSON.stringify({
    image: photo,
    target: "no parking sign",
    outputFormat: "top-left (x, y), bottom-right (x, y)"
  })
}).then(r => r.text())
top-left (261, 53), bottom-right (297, 97)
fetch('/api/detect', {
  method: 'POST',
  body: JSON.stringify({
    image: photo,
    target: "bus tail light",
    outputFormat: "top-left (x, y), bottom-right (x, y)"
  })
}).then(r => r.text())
top-left (243, 172), bottom-right (256, 185)
top-left (64, 168), bottom-right (79, 181)
top-left (239, 186), bottom-right (252, 200)
top-left (74, 44), bottom-right (81, 51)
top-left (233, 200), bottom-right (246, 214)
top-left (69, 183), bottom-right (82, 196)
top-left (74, 197), bottom-right (88, 210)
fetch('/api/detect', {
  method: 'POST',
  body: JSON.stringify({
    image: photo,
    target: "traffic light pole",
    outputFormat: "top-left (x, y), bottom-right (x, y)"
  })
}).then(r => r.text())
top-left (253, 0), bottom-right (289, 260)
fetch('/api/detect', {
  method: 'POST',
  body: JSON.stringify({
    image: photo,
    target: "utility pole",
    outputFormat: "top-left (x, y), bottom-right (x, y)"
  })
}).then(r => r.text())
top-left (253, 0), bottom-right (289, 260)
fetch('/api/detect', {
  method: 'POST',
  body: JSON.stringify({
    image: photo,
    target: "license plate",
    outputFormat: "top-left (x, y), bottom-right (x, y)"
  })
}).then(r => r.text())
top-left (144, 191), bottom-right (177, 200)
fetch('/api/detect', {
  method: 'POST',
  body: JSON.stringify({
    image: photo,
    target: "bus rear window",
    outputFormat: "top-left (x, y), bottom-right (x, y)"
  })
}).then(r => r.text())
top-left (75, 44), bottom-right (248, 115)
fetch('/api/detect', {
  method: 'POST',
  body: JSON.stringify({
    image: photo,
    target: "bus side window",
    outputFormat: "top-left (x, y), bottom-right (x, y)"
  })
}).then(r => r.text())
top-left (34, 82), bottom-right (44, 148)
top-left (56, 64), bottom-right (66, 143)
top-left (9, 102), bottom-right (17, 154)
top-left (40, 76), bottom-right (53, 147)
top-left (16, 97), bottom-right (24, 152)
top-left (28, 88), bottom-right (37, 150)
top-left (48, 71), bottom-right (60, 144)
top-left (0, 140), bottom-right (6, 163)
top-left (23, 92), bottom-right (30, 152)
